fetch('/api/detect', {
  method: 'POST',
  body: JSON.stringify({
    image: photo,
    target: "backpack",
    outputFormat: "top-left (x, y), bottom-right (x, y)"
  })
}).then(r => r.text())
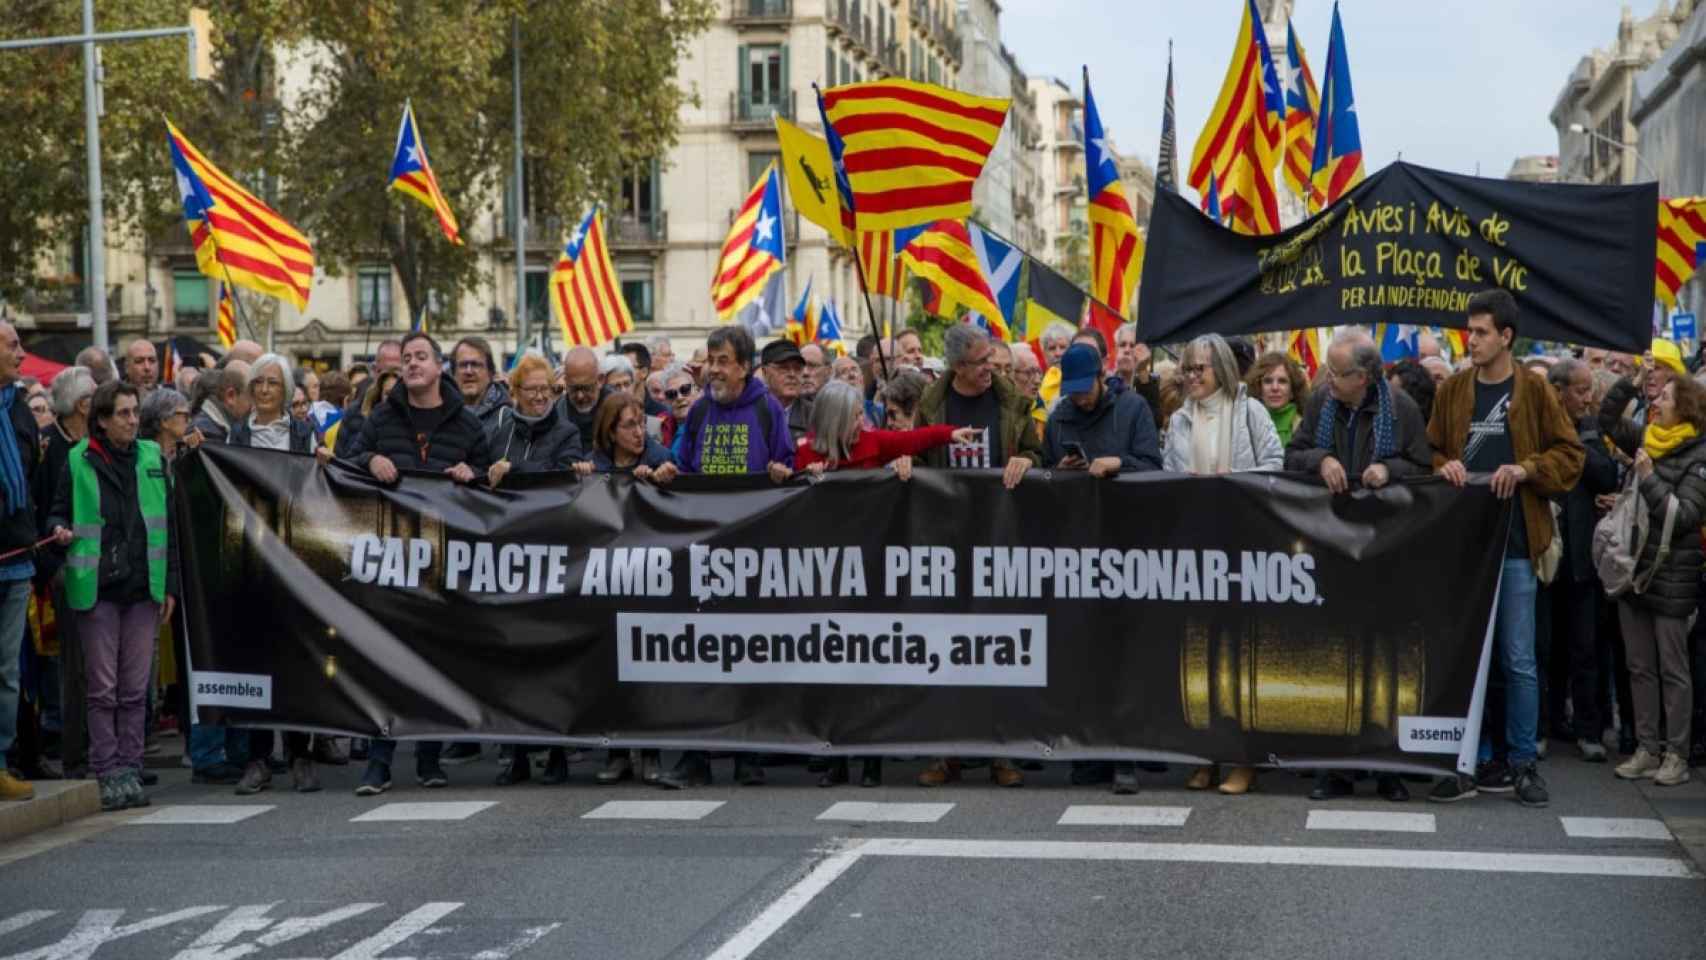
top-left (1592, 469), bottom-right (1678, 597)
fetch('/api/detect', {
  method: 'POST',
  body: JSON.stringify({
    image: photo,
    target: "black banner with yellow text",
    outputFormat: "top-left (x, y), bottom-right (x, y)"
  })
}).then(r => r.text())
top-left (1137, 161), bottom-right (1656, 351)
top-left (181, 446), bottom-right (1506, 775)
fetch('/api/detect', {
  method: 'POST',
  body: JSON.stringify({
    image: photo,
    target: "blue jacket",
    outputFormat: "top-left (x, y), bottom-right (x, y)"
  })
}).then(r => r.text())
top-left (591, 438), bottom-right (675, 473)
top-left (676, 377), bottom-right (794, 475)
top-left (1042, 382), bottom-right (1161, 473)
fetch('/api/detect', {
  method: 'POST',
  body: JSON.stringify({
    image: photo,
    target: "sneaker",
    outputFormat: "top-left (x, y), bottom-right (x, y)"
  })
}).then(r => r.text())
top-left (97, 774), bottom-right (126, 811)
top-left (0, 771), bottom-right (34, 802)
top-left (354, 761), bottom-right (391, 796)
top-left (120, 769), bottom-right (150, 808)
top-left (1427, 774), bottom-right (1478, 803)
top-left (1474, 760), bottom-right (1515, 793)
top-left (234, 759), bottom-right (272, 796)
top-left (440, 743), bottom-right (482, 765)
top-left (1576, 738), bottom-right (1607, 763)
top-left (191, 762), bottom-right (244, 785)
top-left (1654, 752), bottom-right (1691, 787)
top-left (290, 757), bottom-right (322, 793)
top-left (1512, 763), bottom-right (1549, 807)
top-left (1615, 747), bottom-right (1662, 780)
top-left (416, 759), bottom-right (449, 788)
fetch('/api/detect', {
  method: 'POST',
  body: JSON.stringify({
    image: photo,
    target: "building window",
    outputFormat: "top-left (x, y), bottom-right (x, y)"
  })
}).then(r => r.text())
top-left (826, 45), bottom-right (836, 85)
top-left (747, 45), bottom-right (785, 107)
top-left (526, 268), bottom-right (550, 329)
top-left (172, 270), bottom-right (209, 327)
top-left (357, 267), bottom-right (393, 326)
top-left (619, 161), bottom-right (657, 222)
top-left (621, 278), bottom-right (653, 325)
top-left (748, 150), bottom-right (781, 187)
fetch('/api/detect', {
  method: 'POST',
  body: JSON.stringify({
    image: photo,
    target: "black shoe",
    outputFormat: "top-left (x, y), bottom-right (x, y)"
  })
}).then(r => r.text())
top-left (440, 742), bottom-right (481, 765)
top-left (1427, 774), bottom-right (1478, 803)
top-left (191, 762), bottom-right (244, 785)
top-left (264, 756), bottom-right (288, 775)
top-left (596, 752), bottom-right (634, 785)
top-left (355, 761), bottom-right (391, 796)
top-left (416, 760), bottom-right (449, 788)
top-left (1513, 763), bottom-right (1550, 807)
top-left (137, 769), bottom-right (158, 787)
top-left (539, 748), bottom-right (569, 785)
top-left (1309, 772), bottom-right (1354, 801)
top-left (734, 756), bottom-right (766, 786)
top-left (818, 758), bottom-right (849, 787)
top-left (1111, 762), bottom-right (1139, 795)
top-left (657, 754), bottom-right (711, 790)
top-left (1070, 761), bottom-right (1114, 786)
top-left (495, 751), bottom-right (531, 786)
top-left (1474, 760), bottom-right (1514, 793)
top-left (859, 758), bottom-right (883, 788)
top-left (1376, 774), bottom-right (1410, 802)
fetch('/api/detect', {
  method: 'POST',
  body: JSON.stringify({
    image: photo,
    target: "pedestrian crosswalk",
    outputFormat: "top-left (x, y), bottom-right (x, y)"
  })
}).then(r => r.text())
top-left (120, 799), bottom-right (1680, 843)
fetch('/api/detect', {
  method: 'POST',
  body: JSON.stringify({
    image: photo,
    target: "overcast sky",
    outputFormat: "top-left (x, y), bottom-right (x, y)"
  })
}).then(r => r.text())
top-left (998, 0), bottom-right (1639, 191)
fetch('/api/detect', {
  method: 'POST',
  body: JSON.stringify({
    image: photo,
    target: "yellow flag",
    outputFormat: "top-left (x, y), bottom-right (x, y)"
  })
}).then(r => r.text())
top-left (775, 116), bottom-right (851, 246)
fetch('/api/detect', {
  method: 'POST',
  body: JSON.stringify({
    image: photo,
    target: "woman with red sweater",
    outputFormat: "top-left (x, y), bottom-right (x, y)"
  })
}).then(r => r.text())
top-left (796, 381), bottom-right (977, 481)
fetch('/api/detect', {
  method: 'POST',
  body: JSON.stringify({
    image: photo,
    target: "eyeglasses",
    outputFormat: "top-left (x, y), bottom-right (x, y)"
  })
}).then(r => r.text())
top-left (566, 382), bottom-right (599, 394)
top-left (517, 385), bottom-right (553, 397)
top-left (455, 360), bottom-right (487, 372)
top-left (1326, 366), bottom-right (1363, 381)
top-left (1182, 364), bottom-right (1208, 378)
top-left (663, 387), bottom-right (692, 400)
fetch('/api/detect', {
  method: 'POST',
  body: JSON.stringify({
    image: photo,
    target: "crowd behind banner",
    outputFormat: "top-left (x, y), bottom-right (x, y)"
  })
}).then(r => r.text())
top-left (0, 284), bottom-right (1700, 814)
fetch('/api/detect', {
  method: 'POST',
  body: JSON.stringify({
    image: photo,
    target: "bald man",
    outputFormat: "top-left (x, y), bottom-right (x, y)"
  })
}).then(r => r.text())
top-left (124, 339), bottom-right (158, 395)
top-left (1416, 331), bottom-right (1442, 361)
top-left (224, 340), bottom-right (264, 367)
top-left (554, 346), bottom-right (606, 446)
top-left (75, 346), bottom-right (115, 386)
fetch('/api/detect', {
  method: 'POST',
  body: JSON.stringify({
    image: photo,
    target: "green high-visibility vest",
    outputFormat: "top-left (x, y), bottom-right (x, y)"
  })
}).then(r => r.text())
top-left (64, 438), bottom-right (168, 611)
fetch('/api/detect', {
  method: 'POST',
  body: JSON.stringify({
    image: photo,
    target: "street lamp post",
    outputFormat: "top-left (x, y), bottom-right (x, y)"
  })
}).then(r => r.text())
top-left (1568, 122), bottom-right (1660, 184)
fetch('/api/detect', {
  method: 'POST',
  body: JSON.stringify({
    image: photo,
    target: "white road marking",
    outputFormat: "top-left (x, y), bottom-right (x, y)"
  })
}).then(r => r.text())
top-left (0, 913), bottom-right (55, 940)
top-left (327, 902), bottom-right (461, 960)
top-left (171, 904), bottom-right (277, 959)
top-left (0, 906), bottom-right (224, 960)
top-left (250, 903), bottom-right (384, 951)
top-left (581, 800), bottom-right (724, 821)
top-left (704, 844), bottom-right (865, 960)
top-left (1305, 810), bottom-right (1437, 834)
top-left (853, 838), bottom-right (1700, 878)
top-left (1058, 805), bottom-right (1192, 827)
top-left (349, 801), bottom-right (496, 823)
top-left (1560, 817), bottom-right (1674, 841)
top-left (129, 805), bottom-right (275, 826)
top-left (816, 802), bottom-right (954, 823)
top-left (470, 923), bottom-right (566, 960)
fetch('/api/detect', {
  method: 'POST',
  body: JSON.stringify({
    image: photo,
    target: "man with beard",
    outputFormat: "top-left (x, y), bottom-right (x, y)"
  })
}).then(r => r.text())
top-left (554, 347), bottom-right (607, 454)
top-left (451, 337), bottom-right (510, 429)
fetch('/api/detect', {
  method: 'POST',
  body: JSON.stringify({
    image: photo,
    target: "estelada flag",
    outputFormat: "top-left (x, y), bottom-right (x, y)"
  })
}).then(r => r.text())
top-left (550, 209), bottom-right (632, 348)
top-left (387, 101), bottom-right (463, 245)
top-left (167, 120), bottom-right (314, 310)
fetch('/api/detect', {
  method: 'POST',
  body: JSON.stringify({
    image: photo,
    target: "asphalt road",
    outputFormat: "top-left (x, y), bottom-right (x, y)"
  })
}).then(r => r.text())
top-left (0, 746), bottom-right (1701, 960)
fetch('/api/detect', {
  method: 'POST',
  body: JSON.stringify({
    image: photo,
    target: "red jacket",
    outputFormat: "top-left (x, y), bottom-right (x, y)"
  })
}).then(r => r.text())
top-left (795, 424), bottom-right (957, 471)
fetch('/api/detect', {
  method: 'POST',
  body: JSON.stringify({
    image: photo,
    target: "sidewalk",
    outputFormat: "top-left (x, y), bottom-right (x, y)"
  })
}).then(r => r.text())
top-left (0, 779), bottom-right (99, 846)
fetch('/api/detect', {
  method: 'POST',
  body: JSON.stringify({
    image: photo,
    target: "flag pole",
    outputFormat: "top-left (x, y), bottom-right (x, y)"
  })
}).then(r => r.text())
top-left (850, 249), bottom-right (892, 384)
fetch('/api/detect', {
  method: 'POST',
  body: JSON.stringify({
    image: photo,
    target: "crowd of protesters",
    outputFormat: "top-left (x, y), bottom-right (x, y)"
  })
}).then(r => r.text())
top-left (1, 287), bottom-right (1702, 813)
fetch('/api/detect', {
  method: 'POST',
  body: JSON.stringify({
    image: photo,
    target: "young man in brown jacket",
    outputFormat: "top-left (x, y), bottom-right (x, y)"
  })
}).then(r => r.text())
top-left (1425, 289), bottom-right (1585, 808)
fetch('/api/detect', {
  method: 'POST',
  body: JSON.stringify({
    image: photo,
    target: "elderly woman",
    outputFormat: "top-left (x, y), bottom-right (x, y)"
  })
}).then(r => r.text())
top-left (225, 354), bottom-right (327, 795)
top-left (565, 393), bottom-right (675, 785)
top-left (1600, 374), bottom-right (1705, 787)
top-left (486, 354), bottom-right (583, 489)
top-left (1163, 334), bottom-right (1283, 477)
top-left (1245, 352), bottom-right (1309, 446)
top-left (797, 381), bottom-right (975, 481)
top-left (1164, 334), bottom-right (1281, 796)
top-left (137, 388), bottom-right (195, 460)
top-left (878, 368), bottom-right (929, 431)
top-left (600, 354), bottom-right (637, 399)
top-left (657, 362), bottom-right (699, 447)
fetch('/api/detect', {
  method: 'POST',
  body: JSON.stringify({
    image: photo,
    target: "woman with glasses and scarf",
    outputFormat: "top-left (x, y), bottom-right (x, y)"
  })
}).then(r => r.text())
top-left (1162, 333), bottom-right (1283, 796)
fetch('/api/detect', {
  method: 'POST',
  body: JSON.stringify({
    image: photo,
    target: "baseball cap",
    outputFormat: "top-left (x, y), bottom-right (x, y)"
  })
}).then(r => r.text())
top-left (760, 340), bottom-right (803, 367)
top-left (1059, 343), bottom-right (1102, 395)
top-left (1651, 338), bottom-right (1686, 377)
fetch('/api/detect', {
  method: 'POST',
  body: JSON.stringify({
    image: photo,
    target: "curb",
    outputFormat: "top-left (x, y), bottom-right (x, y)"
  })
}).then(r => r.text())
top-left (0, 779), bottom-right (101, 846)
top-left (1638, 775), bottom-right (1706, 875)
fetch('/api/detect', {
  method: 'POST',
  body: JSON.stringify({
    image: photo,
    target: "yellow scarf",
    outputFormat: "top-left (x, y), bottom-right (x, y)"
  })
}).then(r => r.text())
top-left (1643, 421), bottom-right (1698, 459)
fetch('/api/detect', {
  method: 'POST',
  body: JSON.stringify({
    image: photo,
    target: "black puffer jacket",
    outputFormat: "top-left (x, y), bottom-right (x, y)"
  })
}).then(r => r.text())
top-left (1601, 379), bottom-right (1706, 618)
top-left (351, 375), bottom-right (493, 475)
top-left (486, 405), bottom-right (582, 473)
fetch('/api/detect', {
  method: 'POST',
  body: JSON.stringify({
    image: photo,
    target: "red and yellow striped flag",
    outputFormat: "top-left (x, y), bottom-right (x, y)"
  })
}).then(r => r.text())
top-left (1187, 0), bottom-right (1284, 236)
top-left (1656, 198), bottom-right (1706, 309)
top-left (550, 209), bottom-right (632, 349)
top-left (856, 229), bottom-right (906, 300)
top-left (1280, 21), bottom-right (1323, 209)
top-left (711, 164), bottom-right (786, 319)
top-left (896, 219), bottom-right (1006, 340)
top-left (819, 79), bottom-right (1009, 232)
top-left (215, 283), bottom-right (238, 349)
top-left (166, 120), bottom-right (314, 310)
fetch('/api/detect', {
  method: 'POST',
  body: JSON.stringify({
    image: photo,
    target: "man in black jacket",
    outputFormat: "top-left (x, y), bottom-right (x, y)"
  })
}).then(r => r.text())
top-left (0, 322), bottom-right (41, 801)
top-left (349, 333), bottom-right (491, 797)
top-left (1544, 358), bottom-right (1620, 761)
top-left (554, 346), bottom-right (607, 448)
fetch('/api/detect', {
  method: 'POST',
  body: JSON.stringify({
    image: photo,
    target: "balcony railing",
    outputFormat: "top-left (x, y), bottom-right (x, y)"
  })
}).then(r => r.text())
top-left (608, 211), bottom-right (668, 249)
top-left (909, 0), bottom-right (961, 63)
top-left (731, 0), bottom-right (791, 26)
top-left (878, 40), bottom-right (903, 75)
top-left (731, 89), bottom-right (795, 129)
top-left (497, 215), bottom-right (566, 249)
top-left (827, 0), bottom-right (874, 57)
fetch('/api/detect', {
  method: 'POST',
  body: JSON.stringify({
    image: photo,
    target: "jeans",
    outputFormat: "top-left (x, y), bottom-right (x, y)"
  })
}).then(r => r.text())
top-left (80, 600), bottom-right (161, 778)
top-left (1480, 558), bottom-right (1539, 766)
top-left (367, 739), bottom-right (441, 768)
top-left (0, 579), bottom-right (32, 754)
top-left (188, 723), bottom-right (228, 769)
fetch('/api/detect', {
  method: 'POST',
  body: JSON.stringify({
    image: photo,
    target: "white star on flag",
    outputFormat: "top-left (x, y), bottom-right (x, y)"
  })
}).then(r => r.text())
top-left (1091, 136), bottom-right (1115, 172)
top-left (405, 145), bottom-right (422, 167)
top-left (753, 211), bottom-right (777, 244)
top-left (568, 223), bottom-right (586, 251)
top-left (175, 170), bottom-right (194, 201)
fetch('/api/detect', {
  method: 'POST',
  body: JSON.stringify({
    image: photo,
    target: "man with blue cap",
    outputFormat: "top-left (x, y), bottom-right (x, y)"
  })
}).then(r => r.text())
top-left (1042, 342), bottom-right (1161, 479)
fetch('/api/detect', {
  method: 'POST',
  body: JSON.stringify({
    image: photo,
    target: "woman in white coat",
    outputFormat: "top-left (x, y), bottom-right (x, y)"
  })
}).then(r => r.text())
top-left (1163, 334), bottom-right (1282, 796)
top-left (1163, 334), bottom-right (1285, 474)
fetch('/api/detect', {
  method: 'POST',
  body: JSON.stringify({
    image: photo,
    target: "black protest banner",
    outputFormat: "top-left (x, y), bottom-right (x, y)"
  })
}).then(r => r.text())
top-left (179, 445), bottom-right (1506, 775)
top-left (1136, 161), bottom-right (1657, 351)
